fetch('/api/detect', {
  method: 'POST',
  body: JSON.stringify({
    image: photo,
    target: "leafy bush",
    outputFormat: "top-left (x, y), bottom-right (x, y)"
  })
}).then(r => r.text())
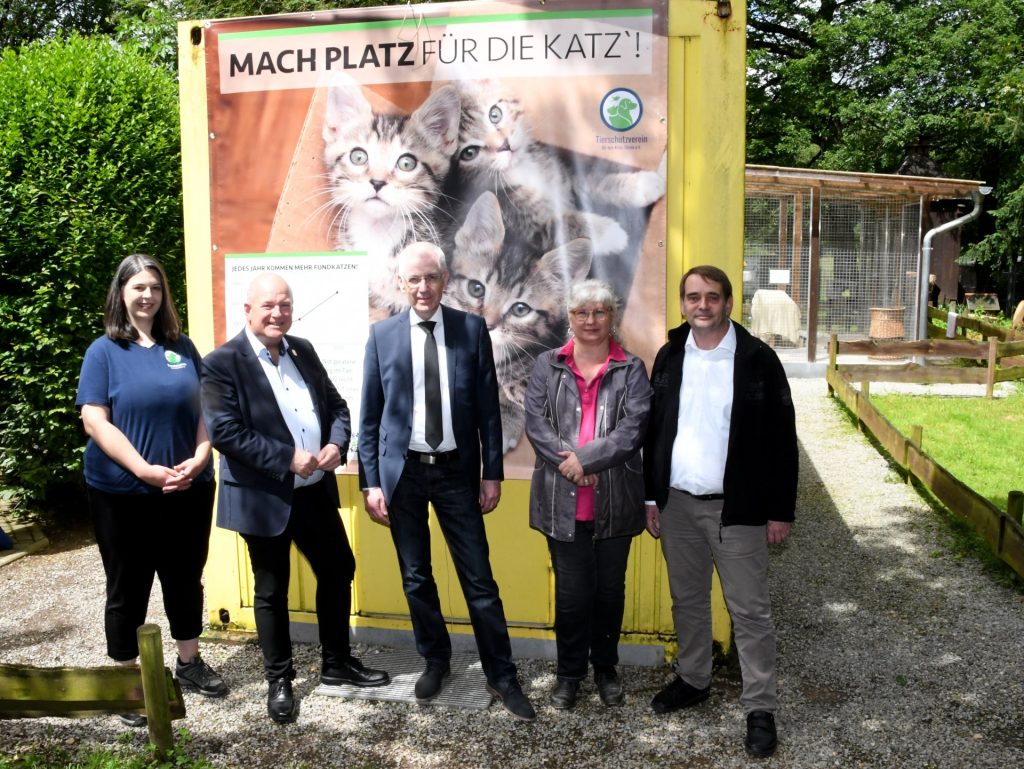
top-left (0, 35), bottom-right (184, 513)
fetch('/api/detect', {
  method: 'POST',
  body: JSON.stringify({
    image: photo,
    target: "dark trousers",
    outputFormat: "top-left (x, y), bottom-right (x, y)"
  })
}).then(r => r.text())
top-left (241, 480), bottom-right (355, 681)
top-left (88, 481), bottom-right (214, 661)
top-left (389, 459), bottom-right (516, 686)
top-left (547, 521), bottom-right (633, 680)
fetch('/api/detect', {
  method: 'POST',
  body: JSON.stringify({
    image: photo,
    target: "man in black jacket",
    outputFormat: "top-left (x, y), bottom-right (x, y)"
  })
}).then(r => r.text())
top-left (643, 265), bottom-right (797, 758)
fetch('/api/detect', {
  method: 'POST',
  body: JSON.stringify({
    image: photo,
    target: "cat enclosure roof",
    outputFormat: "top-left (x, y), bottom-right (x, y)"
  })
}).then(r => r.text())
top-left (745, 164), bottom-right (984, 202)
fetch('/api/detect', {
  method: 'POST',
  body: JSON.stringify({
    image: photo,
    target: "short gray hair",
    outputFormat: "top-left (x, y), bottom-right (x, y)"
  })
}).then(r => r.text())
top-left (397, 241), bottom-right (447, 276)
top-left (568, 279), bottom-right (620, 319)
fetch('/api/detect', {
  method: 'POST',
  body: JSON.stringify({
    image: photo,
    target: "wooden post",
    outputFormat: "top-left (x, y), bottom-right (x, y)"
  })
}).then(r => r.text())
top-left (986, 337), bottom-right (998, 398)
top-left (807, 190), bottom-right (821, 363)
top-left (910, 424), bottom-right (923, 447)
top-left (861, 381), bottom-right (870, 400)
top-left (908, 425), bottom-right (923, 484)
top-left (137, 624), bottom-right (173, 759)
top-left (1010, 491), bottom-right (1024, 524)
top-left (828, 333), bottom-right (838, 396)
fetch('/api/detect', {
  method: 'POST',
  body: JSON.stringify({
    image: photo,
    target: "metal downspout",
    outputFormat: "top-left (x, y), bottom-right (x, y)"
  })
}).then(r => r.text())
top-left (916, 188), bottom-right (988, 341)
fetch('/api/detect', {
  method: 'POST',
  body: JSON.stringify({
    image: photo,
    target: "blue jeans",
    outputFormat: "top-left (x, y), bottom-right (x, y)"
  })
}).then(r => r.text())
top-left (547, 522), bottom-right (633, 680)
top-left (389, 458), bottom-right (516, 686)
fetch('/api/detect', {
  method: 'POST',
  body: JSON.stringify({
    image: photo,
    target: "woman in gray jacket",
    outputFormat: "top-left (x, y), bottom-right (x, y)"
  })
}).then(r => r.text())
top-left (524, 280), bottom-right (653, 711)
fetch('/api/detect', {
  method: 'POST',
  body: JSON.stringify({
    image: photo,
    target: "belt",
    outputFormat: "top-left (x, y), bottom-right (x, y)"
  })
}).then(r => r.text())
top-left (407, 449), bottom-right (460, 465)
top-left (676, 488), bottom-right (725, 501)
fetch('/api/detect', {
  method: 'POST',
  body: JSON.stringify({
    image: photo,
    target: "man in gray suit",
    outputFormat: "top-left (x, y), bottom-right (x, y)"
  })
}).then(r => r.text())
top-left (358, 242), bottom-right (536, 721)
top-left (202, 273), bottom-right (388, 724)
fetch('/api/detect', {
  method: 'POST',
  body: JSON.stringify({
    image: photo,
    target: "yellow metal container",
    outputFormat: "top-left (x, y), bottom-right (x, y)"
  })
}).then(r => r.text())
top-left (178, 0), bottom-right (745, 663)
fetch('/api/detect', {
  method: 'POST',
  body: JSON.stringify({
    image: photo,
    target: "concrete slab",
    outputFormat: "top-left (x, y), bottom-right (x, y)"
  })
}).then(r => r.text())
top-left (315, 648), bottom-right (491, 710)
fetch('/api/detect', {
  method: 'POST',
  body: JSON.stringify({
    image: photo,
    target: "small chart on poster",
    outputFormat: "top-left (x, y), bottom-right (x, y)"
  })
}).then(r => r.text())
top-left (223, 252), bottom-right (370, 462)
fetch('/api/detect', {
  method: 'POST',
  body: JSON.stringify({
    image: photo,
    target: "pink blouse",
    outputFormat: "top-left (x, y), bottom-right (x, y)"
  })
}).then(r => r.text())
top-left (561, 338), bottom-right (627, 521)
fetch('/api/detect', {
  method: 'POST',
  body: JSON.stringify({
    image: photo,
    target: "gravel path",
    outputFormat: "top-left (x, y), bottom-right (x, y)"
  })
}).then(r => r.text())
top-left (2, 378), bottom-right (1023, 768)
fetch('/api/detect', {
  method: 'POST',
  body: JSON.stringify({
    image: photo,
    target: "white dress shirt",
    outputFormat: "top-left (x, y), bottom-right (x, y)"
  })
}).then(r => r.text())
top-left (245, 326), bottom-right (323, 487)
top-left (408, 307), bottom-right (456, 453)
top-left (669, 323), bottom-right (737, 495)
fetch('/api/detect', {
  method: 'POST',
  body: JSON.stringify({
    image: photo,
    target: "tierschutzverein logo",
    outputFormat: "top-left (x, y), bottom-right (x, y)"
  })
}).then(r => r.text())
top-left (165, 350), bottom-right (186, 369)
top-left (600, 88), bottom-right (643, 132)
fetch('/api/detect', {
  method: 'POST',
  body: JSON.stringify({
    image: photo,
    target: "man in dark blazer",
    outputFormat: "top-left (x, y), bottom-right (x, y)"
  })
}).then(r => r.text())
top-left (358, 242), bottom-right (536, 721)
top-left (202, 273), bottom-right (388, 725)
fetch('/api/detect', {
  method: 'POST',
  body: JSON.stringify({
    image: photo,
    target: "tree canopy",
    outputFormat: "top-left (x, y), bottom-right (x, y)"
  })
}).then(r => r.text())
top-left (747, 0), bottom-right (1024, 297)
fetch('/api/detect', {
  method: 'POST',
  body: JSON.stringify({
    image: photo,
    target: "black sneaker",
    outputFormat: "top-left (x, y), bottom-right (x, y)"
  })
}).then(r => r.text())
top-left (176, 653), bottom-right (228, 698)
top-left (650, 674), bottom-right (710, 714)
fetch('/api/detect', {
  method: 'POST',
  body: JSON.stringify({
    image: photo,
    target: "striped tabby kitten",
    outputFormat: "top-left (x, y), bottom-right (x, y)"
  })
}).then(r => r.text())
top-left (322, 82), bottom-right (461, 317)
top-left (449, 79), bottom-right (665, 264)
top-left (447, 191), bottom-right (592, 452)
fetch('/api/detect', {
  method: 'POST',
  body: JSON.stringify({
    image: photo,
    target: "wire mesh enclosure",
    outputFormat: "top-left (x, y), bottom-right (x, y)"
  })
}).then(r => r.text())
top-left (743, 167), bottom-right (982, 362)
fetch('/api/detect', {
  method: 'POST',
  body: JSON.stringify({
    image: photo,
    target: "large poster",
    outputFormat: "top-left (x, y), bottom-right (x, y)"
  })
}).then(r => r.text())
top-left (204, 0), bottom-right (668, 476)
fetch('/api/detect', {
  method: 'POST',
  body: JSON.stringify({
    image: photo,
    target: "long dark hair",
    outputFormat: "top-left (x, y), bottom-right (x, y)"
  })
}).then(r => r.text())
top-left (104, 254), bottom-right (182, 342)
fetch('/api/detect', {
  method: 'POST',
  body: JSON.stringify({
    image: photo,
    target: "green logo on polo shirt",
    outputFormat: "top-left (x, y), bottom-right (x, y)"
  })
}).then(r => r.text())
top-left (165, 350), bottom-right (186, 370)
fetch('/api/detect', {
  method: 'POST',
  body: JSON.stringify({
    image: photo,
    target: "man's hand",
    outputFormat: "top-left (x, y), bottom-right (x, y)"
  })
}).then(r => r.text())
top-left (767, 521), bottom-right (792, 544)
top-left (480, 479), bottom-right (501, 513)
top-left (645, 503), bottom-right (661, 539)
top-left (290, 448), bottom-right (319, 479)
top-left (317, 443), bottom-right (343, 472)
top-left (363, 487), bottom-right (390, 526)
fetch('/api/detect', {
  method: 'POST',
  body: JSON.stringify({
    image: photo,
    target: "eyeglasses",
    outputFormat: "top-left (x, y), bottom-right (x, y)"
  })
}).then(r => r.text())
top-left (403, 273), bottom-right (445, 287)
top-left (571, 309), bottom-right (610, 322)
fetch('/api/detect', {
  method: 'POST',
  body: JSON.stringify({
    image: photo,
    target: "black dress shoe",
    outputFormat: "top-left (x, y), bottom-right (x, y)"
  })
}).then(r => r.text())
top-left (321, 657), bottom-right (390, 687)
top-left (548, 678), bottom-right (579, 710)
top-left (650, 674), bottom-right (710, 714)
top-left (486, 678), bottom-right (537, 722)
top-left (267, 677), bottom-right (296, 724)
top-left (414, 661), bottom-right (451, 701)
top-left (745, 710), bottom-right (778, 757)
top-left (594, 666), bottom-right (624, 706)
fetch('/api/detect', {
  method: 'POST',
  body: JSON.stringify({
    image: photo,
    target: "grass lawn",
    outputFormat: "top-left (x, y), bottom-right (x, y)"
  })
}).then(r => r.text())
top-left (870, 382), bottom-right (1024, 513)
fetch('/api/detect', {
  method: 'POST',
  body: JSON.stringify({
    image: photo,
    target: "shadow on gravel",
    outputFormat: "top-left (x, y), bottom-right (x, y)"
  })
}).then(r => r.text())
top-left (764, 434), bottom-right (1024, 768)
top-left (0, 623), bottom-right (81, 654)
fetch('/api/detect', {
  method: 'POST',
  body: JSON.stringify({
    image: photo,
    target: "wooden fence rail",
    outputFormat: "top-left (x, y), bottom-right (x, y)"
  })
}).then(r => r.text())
top-left (825, 367), bottom-right (1024, 579)
top-left (829, 334), bottom-right (1024, 397)
top-left (926, 305), bottom-right (1020, 342)
top-left (0, 624), bottom-right (185, 758)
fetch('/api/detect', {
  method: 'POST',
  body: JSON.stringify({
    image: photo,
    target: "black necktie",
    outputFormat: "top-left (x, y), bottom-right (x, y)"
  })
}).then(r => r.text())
top-left (420, 321), bottom-right (442, 449)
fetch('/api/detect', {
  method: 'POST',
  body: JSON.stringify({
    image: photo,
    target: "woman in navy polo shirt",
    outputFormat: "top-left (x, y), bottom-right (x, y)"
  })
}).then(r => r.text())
top-left (77, 254), bottom-right (227, 725)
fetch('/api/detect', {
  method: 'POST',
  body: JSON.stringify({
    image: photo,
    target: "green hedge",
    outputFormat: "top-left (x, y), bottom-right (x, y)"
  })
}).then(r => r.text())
top-left (0, 35), bottom-right (184, 511)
